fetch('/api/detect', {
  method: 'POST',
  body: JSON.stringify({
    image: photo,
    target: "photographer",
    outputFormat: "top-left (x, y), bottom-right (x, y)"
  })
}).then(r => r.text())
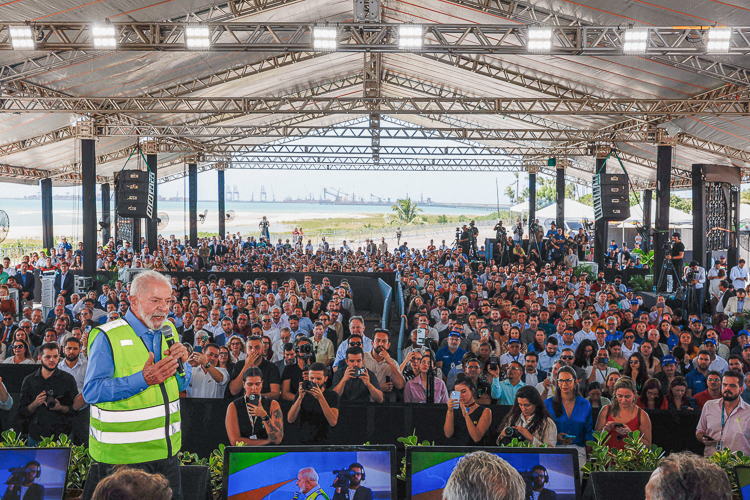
top-left (2, 461), bottom-right (44, 500)
top-left (444, 374), bottom-right (492, 445)
top-left (18, 342), bottom-right (84, 445)
top-left (513, 220), bottom-right (524, 246)
top-left (287, 362), bottom-right (339, 445)
top-left (281, 336), bottom-right (315, 401)
top-left (684, 261), bottom-right (707, 315)
top-left (225, 366), bottom-right (283, 446)
top-left (498, 385), bottom-right (557, 447)
top-left (666, 233), bottom-right (685, 277)
top-left (332, 463), bottom-right (372, 500)
top-left (331, 347), bottom-right (383, 403)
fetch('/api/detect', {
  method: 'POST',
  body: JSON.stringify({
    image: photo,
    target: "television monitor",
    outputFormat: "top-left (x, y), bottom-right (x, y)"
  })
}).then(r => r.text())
top-left (736, 466), bottom-right (750, 500)
top-left (0, 447), bottom-right (71, 500)
top-left (406, 446), bottom-right (581, 500)
top-left (223, 445), bottom-right (397, 500)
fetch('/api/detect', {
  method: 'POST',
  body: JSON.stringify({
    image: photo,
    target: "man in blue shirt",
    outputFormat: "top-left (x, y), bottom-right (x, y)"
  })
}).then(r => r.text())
top-left (83, 271), bottom-right (190, 500)
top-left (490, 360), bottom-right (525, 404)
top-left (435, 331), bottom-right (467, 380)
top-left (686, 350), bottom-right (711, 397)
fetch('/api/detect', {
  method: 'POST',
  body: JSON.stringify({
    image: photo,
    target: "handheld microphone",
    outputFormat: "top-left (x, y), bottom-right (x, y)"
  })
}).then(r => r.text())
top-left (161, 324), bottom-right (185, 376)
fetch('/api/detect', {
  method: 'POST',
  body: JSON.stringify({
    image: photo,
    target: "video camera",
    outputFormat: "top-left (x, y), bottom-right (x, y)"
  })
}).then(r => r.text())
top-left (332, 468), bottom-right (356, 490)
top-left (5, 466), bottom-right (38, 486)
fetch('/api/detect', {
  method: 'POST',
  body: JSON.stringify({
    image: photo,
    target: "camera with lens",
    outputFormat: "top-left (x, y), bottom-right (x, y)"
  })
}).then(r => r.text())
top-left (302, 380), bottom-right (316, 391)
top-left (352, 367), bottom-right (366, 378)
top-left (296, 342), bottom-right (315, 360)
top-left (502, 426), bottom-right (525, 440)
top-left (332, 469), bottom-right (355, 490)
top-left (45, 390), bottom-right (56, 407)
top-left (685, 267), bottom-right (696, 283)
top-left (6, 467), bottom-right (33, 486)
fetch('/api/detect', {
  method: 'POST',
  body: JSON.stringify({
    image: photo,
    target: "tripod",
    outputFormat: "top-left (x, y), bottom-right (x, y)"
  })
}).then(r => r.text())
top-left (656, 256), bottom-right (683, 293)
top-left (683, 283), bottom-right (701, 316)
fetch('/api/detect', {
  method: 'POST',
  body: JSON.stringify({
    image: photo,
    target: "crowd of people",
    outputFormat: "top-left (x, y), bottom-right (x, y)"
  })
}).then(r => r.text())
top-left (0, 226), bottom-right (749, 467)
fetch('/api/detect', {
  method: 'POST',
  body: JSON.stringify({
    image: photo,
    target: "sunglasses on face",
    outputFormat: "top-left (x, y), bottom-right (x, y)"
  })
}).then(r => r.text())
top-left (350, 342), bottom-right (363, 347)
top-left (561, 356), bottom-right (574, 360)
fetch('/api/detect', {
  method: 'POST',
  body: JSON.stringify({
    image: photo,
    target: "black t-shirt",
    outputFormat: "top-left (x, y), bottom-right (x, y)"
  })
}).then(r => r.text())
top-left (671, 241), bottom-right (685, 269)
top-left (18, 368), bottom-right (79, 441)
top-left (281, 363), bottom-right (305, 397)
top-left (228, 359), bottom-right (281, 397)
top-left (331, 368), bottom-right (381, 403)
top-left (296, 390), bottom-right (340, 445)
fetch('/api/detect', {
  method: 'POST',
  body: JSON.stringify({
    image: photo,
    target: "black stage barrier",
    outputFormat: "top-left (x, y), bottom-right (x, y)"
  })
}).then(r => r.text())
top-left (0, 365), bottom-right (701, 458)
top-left (34, 270), bottom-right (396, 316)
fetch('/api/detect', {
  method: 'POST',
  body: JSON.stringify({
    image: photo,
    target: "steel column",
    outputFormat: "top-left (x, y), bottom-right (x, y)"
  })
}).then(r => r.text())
top-left (81, 139), bottom-right (96, 278)
top-left (593, 157), bottom-right (607, 270)
top-left (132, 219), bottom-right (141, 252)
top-left (528, 169), bottom-right (537, 226)
top-left (654, 145), bottom-right (673, 289)
top-left (218, 168), bottom-right (225, 238)
top-left (555, 159), bottom-right (565, 228)
top-left (101, 183), bottom-right (110, 246)
top-left (189, 163), bottom-right (198, 247)
top-left (40, 178), bottom-right (53, 251)
top-left (146, 153), bottom-right (158, 254)
top-left (692, 165), bottom-right (706, 269)
top-left (643, 190), bottom-right (652, 252)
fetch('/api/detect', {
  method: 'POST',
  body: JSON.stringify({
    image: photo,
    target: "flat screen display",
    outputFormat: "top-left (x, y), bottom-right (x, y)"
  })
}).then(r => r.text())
top-left (407, 447), bottom-right (580, 500)
top-left (0, 447), bottom-right (71, 500)
top-left (736, 466), bottom-right (750, 500)
top-left (224, 445), bottom-right (396, 500)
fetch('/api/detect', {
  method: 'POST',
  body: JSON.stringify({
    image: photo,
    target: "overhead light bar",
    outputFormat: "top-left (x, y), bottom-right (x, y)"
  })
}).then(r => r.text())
top-left (313, 26), bottom-right (337, 51)
top-left (185, 25), bottom-right (210, 49)
top-left (399, 25), bottom-right (423, 49)
top-left (9, 26), bottom-right (34, 50)
top-left (706, 27), bottom-right (731, 53)
top-left (527, 27), bottom-right (553, 53)
top-left (623, 28), bottom-right (648, 54)
top-left (91, 25), bottom-right (116, 49)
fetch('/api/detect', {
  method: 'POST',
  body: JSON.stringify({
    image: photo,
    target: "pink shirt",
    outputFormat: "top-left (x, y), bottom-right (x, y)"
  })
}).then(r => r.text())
top-left (404, 376), bottom-right (448, 403)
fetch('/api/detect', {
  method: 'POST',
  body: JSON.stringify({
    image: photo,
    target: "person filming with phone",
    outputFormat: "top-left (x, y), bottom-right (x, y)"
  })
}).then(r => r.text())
top-left (225, 367), bottom-right (284, 446)
top-left (286, 362), bottom-right (339, 445)
top-left (444, 374), bottom-right (492, 445)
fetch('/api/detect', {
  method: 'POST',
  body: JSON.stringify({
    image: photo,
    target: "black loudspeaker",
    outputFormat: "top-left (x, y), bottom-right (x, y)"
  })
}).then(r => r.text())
top-left (82, 463), bottom-right (211, 500)
top-left (116, 169), bottom-right (155, 219)
top-left (584, 471), bottom-right (652, 500)
top-left (593, 172), bottom-right (630, 221)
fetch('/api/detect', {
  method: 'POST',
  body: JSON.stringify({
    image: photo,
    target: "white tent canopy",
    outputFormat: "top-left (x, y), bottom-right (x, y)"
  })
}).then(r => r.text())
top-left (622, 203), bottom-right (693, 227)
top-left (740, 203), bottom-right (750, 223)
top-left (509, 199), bottom-right (595, 221)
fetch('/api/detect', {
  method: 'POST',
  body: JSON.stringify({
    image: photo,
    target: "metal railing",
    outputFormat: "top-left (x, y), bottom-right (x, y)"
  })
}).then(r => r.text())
top-left (0, 246), bottom-right (44, 264)
top-left (395, 271), bottom-right (406, 363)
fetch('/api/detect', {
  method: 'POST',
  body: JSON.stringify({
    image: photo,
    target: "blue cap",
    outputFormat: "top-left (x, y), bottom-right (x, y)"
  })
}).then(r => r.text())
top-left (704, 338), bottom-right (717, 345)
top-left (508, 338), bottom-right (521, 345)
top-left (743, 343), bottom-right (750, 350)
top-left (630, 299), bottom-right (639, 305)
top-left (739, 330), bottom-right (750, 337)
top-left (691, 317), bottom-right (702, 324)
top-left (448, 331), bottom-right (462, 338)
top-left (661, 355), bottom-right (676, 365)
top-left (627, 288), bottom-right (633, 292)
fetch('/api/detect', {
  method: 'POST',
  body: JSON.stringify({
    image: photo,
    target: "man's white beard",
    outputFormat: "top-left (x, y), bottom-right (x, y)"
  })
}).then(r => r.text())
top-left (136, 302), bottom-right (166, 330)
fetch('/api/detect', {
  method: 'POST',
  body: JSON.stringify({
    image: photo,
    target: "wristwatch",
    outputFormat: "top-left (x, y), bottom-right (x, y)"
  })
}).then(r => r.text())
top-left (204, 362), bottom-right (212, 369)
top-left (262, 415), bottom-right (271, 422)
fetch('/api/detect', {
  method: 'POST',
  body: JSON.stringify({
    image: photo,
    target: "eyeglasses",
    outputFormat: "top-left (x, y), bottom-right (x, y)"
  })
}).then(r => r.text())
top-left (13, 345), bottom-right (24, 349)
top-left (629, 359), bottom-right (640, 364)
top-left (561, 356), bottom-right (574, 360)
top-left (557, 378), bottom-right (575, 384)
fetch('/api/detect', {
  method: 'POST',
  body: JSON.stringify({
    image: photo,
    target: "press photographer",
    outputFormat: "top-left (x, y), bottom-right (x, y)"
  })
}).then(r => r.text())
top-left (331, 463), bottom-right (372, 500)
top-left (286, 362), bottom-right (340, 445)
top-left (497, 385), bottom-right (557, 447)
top-left (2, 461), bottom-right (44, 500)
top-left (666, 232), bottom-right (685, 276)
top-left (683, 261), bottom-right (706, 317)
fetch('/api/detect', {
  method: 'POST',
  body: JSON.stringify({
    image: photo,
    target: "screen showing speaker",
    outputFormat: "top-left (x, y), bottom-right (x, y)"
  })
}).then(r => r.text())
top-left (406, 447), bottom-right (580, 500)
top-left (0, 447), bottom-right (71, 500)
top-left (223, 445), bottom-right (396, 500)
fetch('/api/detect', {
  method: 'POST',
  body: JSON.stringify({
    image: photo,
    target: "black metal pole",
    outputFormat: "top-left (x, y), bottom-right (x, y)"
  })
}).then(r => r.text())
top-left (692, 165), bottom-right (706, 269)
top-left (101, 182), bottom-right (111, 246)
top-left (643, 189), bottom-right (652, 252)
top-left (593, 157), bottom-right (607, 270)
top-left (218, 168), bottom-right (226, 239)
top-left (529, 170), bottom-right (537, 225)
top-left (146, 153), bottom-right (158, 254)
top-left (40, 178), bottom-right (54, 251)
top-left (189, 162), bottom-right (198, 247)
top-left (81, 139), bottom-right (97, 278)
top-left (556, 160), bottom-right (565, 229)
top-left (654, 145), bottom-right (672, 283)
top-left (132, 218), bottom-right (141, 252)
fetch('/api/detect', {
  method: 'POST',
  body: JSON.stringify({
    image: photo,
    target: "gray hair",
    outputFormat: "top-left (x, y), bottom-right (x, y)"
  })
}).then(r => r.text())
top-left (646, 451), bottom-right (731, 500)
top-left (442, 451), bottom-right (524, 500)
top-left (350, 316), bottom-right (364, 326)
top-left (130, 270), bottom-right (172, 298)
top-left (297, 467), bottom-right (319, 483)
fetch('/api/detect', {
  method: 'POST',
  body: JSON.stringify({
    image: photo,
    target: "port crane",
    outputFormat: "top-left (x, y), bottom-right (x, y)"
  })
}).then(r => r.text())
top-left (323, 187), bottom-right (348, 202)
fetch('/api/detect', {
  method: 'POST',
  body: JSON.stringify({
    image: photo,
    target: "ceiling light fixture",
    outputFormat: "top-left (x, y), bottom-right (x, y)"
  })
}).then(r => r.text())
top-left (527, 27), bottom-right (553, 53)
top-left (10, 26), bottom-right (34, 50)
top-left (398, 25), bottom-right (423, 49)
top-left (92, 25), bottom-right (117, 49)
top-left (313, 26), bottom-right (337, 51)
top-left (185, 25), bottom-right (211, 50)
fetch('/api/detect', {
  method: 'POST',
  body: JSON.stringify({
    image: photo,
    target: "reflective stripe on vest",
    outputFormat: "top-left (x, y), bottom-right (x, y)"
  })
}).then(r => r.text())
top-left (88, 320), bottom-right (181, 464)
top-left (90, 401), bottom-right (180, 424)
top-left (90, 422), bottom-right (181, 445)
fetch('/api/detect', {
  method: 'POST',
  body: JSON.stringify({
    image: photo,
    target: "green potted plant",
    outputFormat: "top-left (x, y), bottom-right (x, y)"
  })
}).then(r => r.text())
top-left (708, 448), bottom-right (750, 500)
top-left (581, 430), bottom-right (665, 500)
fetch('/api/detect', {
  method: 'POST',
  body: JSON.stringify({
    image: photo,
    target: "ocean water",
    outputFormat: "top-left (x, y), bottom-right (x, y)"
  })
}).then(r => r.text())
top-left (0, 198), bottom-right (484, 240)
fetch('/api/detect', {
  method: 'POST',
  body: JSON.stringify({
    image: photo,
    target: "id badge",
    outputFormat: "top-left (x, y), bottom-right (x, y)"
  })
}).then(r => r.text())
top-left (716, 440), bottom-right (723, 451)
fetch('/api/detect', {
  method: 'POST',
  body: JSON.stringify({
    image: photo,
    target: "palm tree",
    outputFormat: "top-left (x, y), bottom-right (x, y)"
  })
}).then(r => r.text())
top-left (385, 198), bottom-right (427, 225)
top-left (742, 189), bottom-right (750, 205)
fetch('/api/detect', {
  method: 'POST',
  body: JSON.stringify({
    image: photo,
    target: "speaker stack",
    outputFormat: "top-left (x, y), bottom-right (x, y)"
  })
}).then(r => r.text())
top-left (115, 169), bottom-right (155, 219)
top-left (593, 173), bottom-right (630, 221)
